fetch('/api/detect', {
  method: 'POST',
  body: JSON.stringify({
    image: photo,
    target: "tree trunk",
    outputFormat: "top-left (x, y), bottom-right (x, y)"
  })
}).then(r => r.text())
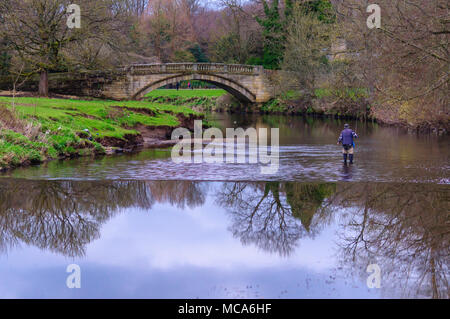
top-left (38, 70), bottom-right (49, 96)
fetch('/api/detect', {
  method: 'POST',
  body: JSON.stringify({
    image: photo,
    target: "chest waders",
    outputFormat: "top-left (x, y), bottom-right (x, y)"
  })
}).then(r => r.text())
top-left (343, 144), bottom-right (354, 165)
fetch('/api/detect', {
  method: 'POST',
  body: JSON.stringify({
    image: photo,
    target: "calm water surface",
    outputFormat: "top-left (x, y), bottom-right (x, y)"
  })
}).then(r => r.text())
top-left (0, 180), bottom-right (448, 299)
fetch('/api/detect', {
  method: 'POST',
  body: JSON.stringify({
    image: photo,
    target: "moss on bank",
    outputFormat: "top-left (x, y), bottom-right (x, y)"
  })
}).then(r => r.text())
top-left (144, 89), bottom-right (227, 112)
top-left (0, 96), bottom-right (202, 170)
top-left (145, 89), bottom-right (226, 99)
top-left (259, 89), bottom-right (371, 119)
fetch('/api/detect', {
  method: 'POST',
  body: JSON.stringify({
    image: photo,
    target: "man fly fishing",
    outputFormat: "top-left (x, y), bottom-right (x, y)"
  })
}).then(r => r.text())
top-left (337, 124), bottom-right (358, 165)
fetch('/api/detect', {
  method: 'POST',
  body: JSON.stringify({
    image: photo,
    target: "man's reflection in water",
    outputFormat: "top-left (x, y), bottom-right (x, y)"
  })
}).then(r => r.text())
top-left (340, 164), bottom-right (354, 181)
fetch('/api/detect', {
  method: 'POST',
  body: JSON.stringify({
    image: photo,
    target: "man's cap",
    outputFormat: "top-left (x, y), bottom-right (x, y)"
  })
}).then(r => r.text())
top-left (344, 124), bottom-right (350, 128)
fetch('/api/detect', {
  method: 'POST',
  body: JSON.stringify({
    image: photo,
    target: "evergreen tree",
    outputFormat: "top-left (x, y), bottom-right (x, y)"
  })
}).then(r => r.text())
top-left (189, 44), bottom-right (209, 63)
top-left (255, 0), bottom-right (334, 69)
top-left (285, 0), bottom-right (295, 21)
top-left (299, 0), bottom-right (335, 23)
top-left (256, 0), bottom-right (285, 69)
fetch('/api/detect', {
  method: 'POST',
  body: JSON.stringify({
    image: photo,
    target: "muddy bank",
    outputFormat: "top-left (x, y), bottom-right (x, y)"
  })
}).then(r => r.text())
top-left (96, 112), bottom-right (204, 154)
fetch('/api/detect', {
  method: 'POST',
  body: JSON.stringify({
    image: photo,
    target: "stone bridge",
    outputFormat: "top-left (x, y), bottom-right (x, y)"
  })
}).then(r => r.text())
top-left (97, 63), bottom-right (276, 103)
top-left (0, 63), bottom-right (278, 103)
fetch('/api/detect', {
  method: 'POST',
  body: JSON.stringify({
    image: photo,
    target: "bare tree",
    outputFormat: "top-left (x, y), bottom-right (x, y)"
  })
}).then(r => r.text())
top-left (0, 0), bottom-right (132, 96)
top-left (333, 0), bottom-right (449, 129)
top-left (282, 3), bottom-right (336, 96)
top-left (0, 180), bottom-right (153, 257)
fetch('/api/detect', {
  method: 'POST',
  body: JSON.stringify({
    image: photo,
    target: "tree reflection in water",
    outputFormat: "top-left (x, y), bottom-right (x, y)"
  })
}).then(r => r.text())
top-left (146, 181), bottom-right (207, 209)
top-left (0, 180), bottom-right (154, 257)
top-left (216, 182), bottom-right (336, 256)
top-left (217, 181), bottom-right (448, 298)
top-left (0, 180), bottom-right (447, 298)
top-left (0, 180), bottom-right (206, 257)
top-left (332, 183), bottom-right (449, 299)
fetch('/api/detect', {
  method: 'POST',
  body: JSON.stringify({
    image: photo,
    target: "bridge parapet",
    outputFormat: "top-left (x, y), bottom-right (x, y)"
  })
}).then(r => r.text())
top-left (128, 63), bottom-right (263, 76)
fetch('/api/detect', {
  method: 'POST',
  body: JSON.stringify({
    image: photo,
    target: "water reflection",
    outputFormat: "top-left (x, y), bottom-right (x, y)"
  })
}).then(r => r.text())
top-left (0, 179), bottom-right (448, 298)
top-left (216, 182), bottom-right (336, 256)
top-left (0, 180), bottom-right (153, 257)
top-left (332, 183), bottom-right (449, 299)
top-left (340, 165), bottom-right (354, 181)
top-left (0, 180), bottom-right (204, 257)
top-left (146, 181), bottom-right (206, 209)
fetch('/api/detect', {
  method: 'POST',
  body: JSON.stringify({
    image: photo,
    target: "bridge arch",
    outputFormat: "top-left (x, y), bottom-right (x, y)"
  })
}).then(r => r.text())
top-left (132, 73), bottom-right (256, 103)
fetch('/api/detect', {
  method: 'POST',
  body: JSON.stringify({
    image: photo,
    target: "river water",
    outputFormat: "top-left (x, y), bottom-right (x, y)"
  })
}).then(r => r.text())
top-left (1, 114), bottom-right (448, 183)
top-left (0, 114), bottom-right (448, 298)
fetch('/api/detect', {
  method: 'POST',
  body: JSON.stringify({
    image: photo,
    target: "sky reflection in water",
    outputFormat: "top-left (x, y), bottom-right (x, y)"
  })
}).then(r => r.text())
top-left (0, 180), bottom-right (447, 299)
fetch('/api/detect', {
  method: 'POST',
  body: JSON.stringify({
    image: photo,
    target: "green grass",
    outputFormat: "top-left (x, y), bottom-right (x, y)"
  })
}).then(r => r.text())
top-left (280, 90), bottom-right (303, 100)
top-left (144, 89), bottom-right (227, 112)
top-left (145, 89), bottom-right (227, 98)
top-left (0, 97), bottom-right (197, 139)
top-left (0, 96), bottom-right (202, 169)
top-left (260, 99), bottom-right (289, 113)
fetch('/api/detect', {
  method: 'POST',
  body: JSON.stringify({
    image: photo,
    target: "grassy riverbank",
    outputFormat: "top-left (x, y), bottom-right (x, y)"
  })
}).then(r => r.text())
top-left (146, 89), bottom-right (227, 98)
top-left (144, 89), bottom-right (227, 112)
top-left (0, 96), bottom-right (202, 170)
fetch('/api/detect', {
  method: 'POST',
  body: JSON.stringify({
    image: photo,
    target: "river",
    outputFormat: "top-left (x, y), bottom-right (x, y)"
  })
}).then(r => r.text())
top-left (1, 114), bottom-right (449, 183)
top-left (0, 114), bottom-right (448, 298)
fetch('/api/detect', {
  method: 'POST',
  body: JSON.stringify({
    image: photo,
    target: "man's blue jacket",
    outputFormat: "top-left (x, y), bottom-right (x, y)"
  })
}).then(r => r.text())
top-left (338, 129), bottom-right (358, 146)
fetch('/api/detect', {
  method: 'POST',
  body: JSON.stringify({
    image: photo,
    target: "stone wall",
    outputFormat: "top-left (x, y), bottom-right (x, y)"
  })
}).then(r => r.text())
top-left (0, 70), bottom-right (127, 99)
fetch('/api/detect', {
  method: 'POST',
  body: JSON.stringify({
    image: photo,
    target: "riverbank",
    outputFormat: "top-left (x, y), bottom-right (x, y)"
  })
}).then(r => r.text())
top-left (0, 94), bottom-right (203, 170)
top-left (258, 89), bottom-right (369, 117)
top-left (149, 89), bottom-right (447, 134)
top-left (257, 89), bottom-right (448, 134)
